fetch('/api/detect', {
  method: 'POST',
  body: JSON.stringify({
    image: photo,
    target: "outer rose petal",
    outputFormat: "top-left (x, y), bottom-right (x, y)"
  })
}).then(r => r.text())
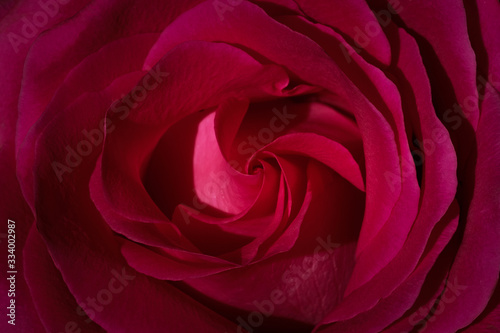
top-left (422, 88), bottom-right (500, 333)
top-left (458, 285), bottom-right (500, 332)
top-left (396, 0), bottom-right (479, 128)
top-left (24, 225), bottom-right (105, 332)
top-left (0, 1), bottom-right (91, 331)
top-left (314, 201), bottom-right (459, 333)
top-left (293, 0), bottom-right (392, 65)
top-left (16, 0), bottom-right (203, 151)
top-left (16, 0), bottom-right (204, 210)
top-left (16, 33), bottom-right (160, 209)
top-left (475, 0), bottom-right (500, 79)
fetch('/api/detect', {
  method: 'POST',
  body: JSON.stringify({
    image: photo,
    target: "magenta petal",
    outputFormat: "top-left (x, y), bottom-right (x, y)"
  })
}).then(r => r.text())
top-left (16, 0), bottom-right (201, 149)
top-left (192, 111), bottom-right (261, 214)
top-left (17, 34), bottom-right (159, 210)
top-left (474, 0), bottom-right (500, 81)
top-left (458, 285), bottom-right (500, 332)
top-left (293, 0), bottom-right (392, 65)
top-left (121, 241), bottom-right (238, 281)
top-left (287, 101), bottom-right (364, 168)
top-left (422, 85), bottom-right (500, 333)
top-left (260, 132), bottom-right (365, 191)
top-left (170, 160), bottom-right (282, 262)
top-left (314, 202), bottom-right (459, 333)
top-left (90, 157), bottom-right (197, 252)
top-left (214, 98), bottom-right (251, 161)
top-left (24, 225), bottom-right (105, 333)
top-left (396, 0), bottom-right (480, 128)
top-left (248, 156), bottom-right (310, 261)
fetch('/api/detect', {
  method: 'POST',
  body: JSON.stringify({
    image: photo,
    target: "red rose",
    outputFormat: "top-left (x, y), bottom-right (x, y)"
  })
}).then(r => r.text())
top-left (1, 0), bottom-right (499, 332)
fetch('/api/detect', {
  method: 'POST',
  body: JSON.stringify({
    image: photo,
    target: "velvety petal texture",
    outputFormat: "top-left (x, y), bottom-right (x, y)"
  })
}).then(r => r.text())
top-left (0, 0), bottom-right (498, 332)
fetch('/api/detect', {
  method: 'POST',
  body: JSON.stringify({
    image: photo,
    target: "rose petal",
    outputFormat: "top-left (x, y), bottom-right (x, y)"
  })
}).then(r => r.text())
top-left (24, 225), bottom-right (105, 333)
top-left (256, 132), bottom-right (365, 191)
top-left (16, 0), bottom-right (202, 150)
top-left (422, 85), bottom-right (500, 333)
top-left (17, 34), bottom-right (159, 209)
top-left (315, 202), bottom-right (459, 333)
top-left (396, 0), bottom-right (480, 128)
top-left (293, 0), bottom-right (392, 65)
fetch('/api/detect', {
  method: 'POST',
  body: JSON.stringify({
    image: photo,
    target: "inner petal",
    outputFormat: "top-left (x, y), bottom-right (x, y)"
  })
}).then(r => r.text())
top-left (192, 111), bottom-right (261, 214)
top-left (144, 108), bottom-right (262, 220)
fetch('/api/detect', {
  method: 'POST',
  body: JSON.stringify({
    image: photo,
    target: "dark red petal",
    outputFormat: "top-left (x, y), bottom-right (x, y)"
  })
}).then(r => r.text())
top-left (24, 226), bottom-right (105, 333)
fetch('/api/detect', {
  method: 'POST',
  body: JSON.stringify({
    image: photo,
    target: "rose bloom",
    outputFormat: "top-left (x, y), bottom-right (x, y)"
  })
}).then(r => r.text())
top-left (0, 0), bottom-right (499, 332)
